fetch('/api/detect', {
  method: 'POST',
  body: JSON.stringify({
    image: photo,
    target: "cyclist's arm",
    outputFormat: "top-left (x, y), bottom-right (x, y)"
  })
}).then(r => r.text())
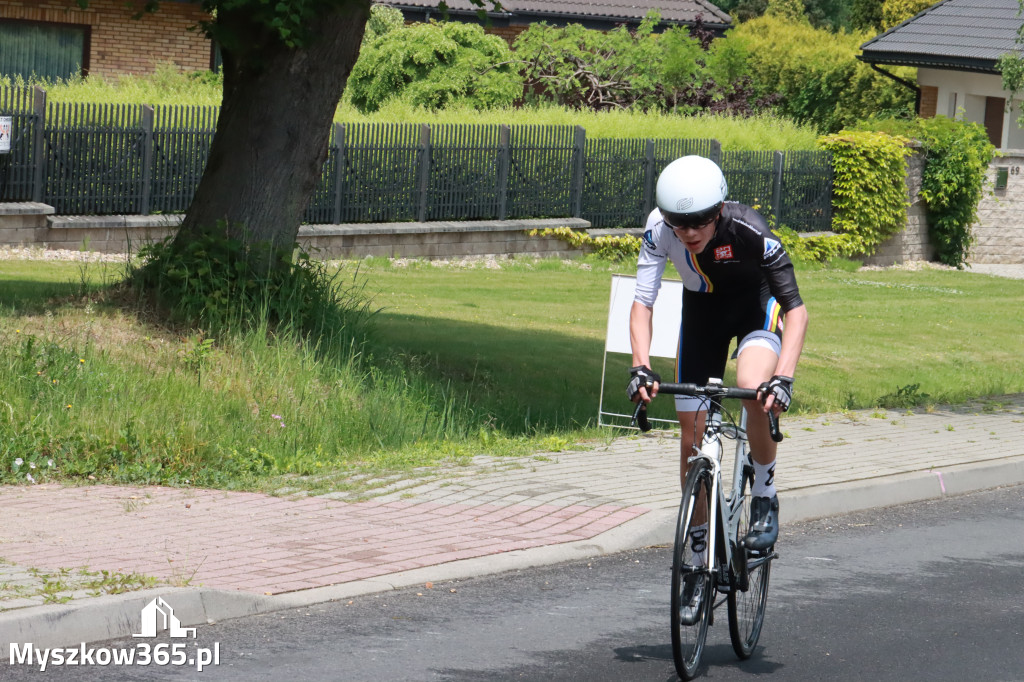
top-left (630, 300), bottom-right (654, 370)
top-left (630, 211), bottom-right (668, 402)
top-left (764, 303), bottom-right (808, 413)
top-left (629, 301), bottom-right (659, 402)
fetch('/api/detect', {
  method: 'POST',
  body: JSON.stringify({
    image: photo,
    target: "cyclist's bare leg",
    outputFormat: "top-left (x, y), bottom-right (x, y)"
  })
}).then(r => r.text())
top-left (677, 409), bottom-right (706, 488)
top-left (677, 408), bottom-right (708, 518)
top-left (736, 345), bottom-right (779, 466)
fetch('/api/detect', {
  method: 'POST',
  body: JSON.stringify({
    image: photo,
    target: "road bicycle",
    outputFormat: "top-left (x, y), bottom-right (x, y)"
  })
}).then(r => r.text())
top-left (633, 379), bottom-right (781, 680)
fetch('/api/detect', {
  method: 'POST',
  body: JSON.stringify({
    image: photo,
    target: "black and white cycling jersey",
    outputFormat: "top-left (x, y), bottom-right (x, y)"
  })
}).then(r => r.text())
top-left (633, 202), bottom-right (805, 406)
top-left (634, 202), bottom-right (803, 314)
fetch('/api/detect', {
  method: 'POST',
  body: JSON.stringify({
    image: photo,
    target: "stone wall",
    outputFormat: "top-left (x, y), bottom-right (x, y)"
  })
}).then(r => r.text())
top-left (860, 148), bottom-right (935, 266)
top-left (973, 151), bottom-right (1024, 264)
top-left (0, 205), bottom-right (590, 260)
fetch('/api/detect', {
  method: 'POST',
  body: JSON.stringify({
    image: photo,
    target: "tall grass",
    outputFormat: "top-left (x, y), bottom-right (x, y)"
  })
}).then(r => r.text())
top-left (2, 63), bottom-right (223, 107)
top-left (332, 102), bottom-right (822, 150)
top-left (4, 65), bottom-right (821, 151)
top-left (2, 256), bottom-right (1024, 493)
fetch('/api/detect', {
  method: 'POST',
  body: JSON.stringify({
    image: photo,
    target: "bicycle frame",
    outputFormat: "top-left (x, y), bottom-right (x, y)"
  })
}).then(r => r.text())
top-left (689, 404), bottom-right (751, 591)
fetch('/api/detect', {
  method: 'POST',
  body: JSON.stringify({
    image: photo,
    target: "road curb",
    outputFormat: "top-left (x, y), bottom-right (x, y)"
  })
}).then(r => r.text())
top-left (780, 456), bottom-right (1024, 523)
top-left (3, 456), bottom-right (1022, 657)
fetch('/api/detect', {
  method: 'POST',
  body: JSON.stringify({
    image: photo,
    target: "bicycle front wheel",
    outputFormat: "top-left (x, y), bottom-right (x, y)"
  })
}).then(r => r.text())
top-left (728, 462), bottom-right (771, 659)
top-left (671, 458), bottom-right (714, 680)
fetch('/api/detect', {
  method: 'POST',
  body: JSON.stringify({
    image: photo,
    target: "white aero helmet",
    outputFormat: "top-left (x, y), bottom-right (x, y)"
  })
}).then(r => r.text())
top-left (655, 155), bottom-right (728, 228)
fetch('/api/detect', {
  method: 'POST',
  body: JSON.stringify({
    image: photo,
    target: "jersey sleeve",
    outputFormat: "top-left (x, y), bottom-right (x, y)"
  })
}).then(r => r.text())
top-left (634, 210), bottom-right (668, 308)
top-left (744, 208), bottom-right (804, 311)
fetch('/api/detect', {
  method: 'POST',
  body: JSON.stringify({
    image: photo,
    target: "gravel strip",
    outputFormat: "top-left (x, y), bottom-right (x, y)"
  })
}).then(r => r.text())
top-left (0, 246), bottom-right (132, 263)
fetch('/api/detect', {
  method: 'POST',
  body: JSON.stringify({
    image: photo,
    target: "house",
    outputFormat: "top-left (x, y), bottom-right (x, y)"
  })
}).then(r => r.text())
top-left (858, 0), bottom-right (1024, 149)
top-left (0, 0), bottom-right (213, 81)
top-left (390, 0), bottom-right (732, 44)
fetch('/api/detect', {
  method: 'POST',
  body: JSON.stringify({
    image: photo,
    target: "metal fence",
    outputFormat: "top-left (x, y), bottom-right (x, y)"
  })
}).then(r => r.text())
top-left (0, 86), bottom-right (833, 232)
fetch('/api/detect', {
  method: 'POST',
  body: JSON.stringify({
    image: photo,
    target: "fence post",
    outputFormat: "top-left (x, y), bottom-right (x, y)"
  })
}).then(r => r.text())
top-left (416, 123), bottom-right (431, 222)
top-left (496, 124), bottom-right (511, 221)
top-left (709, 139), bottom-right (722, 166)
top-left (30, 86), bottom-right (45, 203)
top-left (140, 105), bottom-right (154, 215)
top-left (642, 139), bottom-right (656, 217)
top-left (332, 122), bottom-right (345, 225)
top-left (771, 150), bottom-right (784, 227)
top-left (570, 125), bottom-right (586, 218)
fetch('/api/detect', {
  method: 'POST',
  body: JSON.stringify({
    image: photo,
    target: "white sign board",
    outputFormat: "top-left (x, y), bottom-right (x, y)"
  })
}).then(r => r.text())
top-left (0, 116), bottom-right (12, 154)
top-left (604, 274), bottom-right (683, 358)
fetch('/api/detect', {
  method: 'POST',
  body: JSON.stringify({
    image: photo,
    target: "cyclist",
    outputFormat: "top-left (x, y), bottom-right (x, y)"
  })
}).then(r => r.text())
top-left (626, 155), bottom-right (808, 621)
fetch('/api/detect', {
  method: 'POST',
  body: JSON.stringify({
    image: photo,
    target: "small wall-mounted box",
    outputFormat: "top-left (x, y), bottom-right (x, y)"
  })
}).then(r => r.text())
top-left (995, 167), bottom-right (1009, 190)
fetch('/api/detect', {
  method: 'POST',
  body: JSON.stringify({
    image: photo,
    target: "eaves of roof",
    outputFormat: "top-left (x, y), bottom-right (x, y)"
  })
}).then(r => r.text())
top-left (859, 0), bottom-right (1022, 75)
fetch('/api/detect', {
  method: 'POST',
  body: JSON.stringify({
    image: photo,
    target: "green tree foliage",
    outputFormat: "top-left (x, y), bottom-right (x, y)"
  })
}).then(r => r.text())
top-left (731, 15), bottom-right (914, 131)
top-left (998, 0), bottom-right (1024, 127)
top-left (880, 0), bottom-right (932, 29)
top-left (513, 14), bottom-right (664, 110)
top-left (717, 0), bottom-right (852, 31)
top-left (765, 0), bottom-right (809, 23)
top-left (363, 3), bottom-right (404, 44)
top-left (347, 20), bottom-right (522, 112)
top-left (851, 0), bottom-right (884, 31)
top-left (804, 0), bottom-right (853, 31)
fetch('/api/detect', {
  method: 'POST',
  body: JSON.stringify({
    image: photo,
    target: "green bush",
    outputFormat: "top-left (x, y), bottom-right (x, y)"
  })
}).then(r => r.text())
top-left (513, 14), bottom-right (663, 110)
top-left (347, 21), bottom-right (522, 112)
top-left (731, 15), bottom-right (915, 132)
top-left (915, 117), bottom-right (996, 268)
top-left (818, 129), bottom-right (911, 255)
top-left (854, 115), bottom-right (997, 268)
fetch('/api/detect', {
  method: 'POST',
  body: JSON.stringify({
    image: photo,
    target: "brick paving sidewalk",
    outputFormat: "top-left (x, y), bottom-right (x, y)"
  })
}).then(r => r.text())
top-left (2, 396), bottom-right (1023, 610)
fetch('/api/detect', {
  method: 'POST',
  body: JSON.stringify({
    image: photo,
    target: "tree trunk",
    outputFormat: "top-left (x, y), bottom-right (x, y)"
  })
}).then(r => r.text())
top-left (174, 2), bottom-right (370, 261)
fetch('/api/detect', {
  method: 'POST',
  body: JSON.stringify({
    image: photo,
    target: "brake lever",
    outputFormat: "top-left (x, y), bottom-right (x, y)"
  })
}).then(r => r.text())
top-left (767, 411), bottom-right (783, 443)
top-left (631, 401), bottom-right (652, 432)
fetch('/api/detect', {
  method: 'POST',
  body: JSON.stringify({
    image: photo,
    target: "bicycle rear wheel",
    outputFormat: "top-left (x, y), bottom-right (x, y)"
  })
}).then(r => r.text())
top-left (671, 458), bottom-right (714, 680)
top-left (728, 462), bottom-right (771, 659)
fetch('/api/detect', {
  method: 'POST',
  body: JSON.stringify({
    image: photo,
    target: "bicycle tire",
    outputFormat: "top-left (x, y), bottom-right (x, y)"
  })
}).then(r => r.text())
top-left (727, 462), bottom-right (771, 659)
top-left (671, 458), bottom-right (714, 680)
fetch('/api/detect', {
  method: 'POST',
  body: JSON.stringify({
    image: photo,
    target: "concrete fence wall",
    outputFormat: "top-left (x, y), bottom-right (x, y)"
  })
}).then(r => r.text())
top-left (4, 150), bottom-right (1024, 264)
top-left (0, 204), bottom-right (589, 260)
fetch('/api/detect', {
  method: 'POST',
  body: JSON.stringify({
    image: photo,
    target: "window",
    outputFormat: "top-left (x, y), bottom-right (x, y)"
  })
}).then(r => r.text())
top-left (0, 20), bottom-right (89, 81)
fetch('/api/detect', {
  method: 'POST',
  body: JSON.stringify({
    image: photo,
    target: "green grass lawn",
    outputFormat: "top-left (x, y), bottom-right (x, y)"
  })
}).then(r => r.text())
top-left (1, 255), bottom-right (1022, 493)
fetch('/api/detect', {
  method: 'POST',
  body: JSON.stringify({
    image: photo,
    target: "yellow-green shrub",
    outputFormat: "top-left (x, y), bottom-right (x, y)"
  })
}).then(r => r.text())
top-left (819, 130), bottom-right (911, 255)
top-left (731, 16), bottom-right (915, 132)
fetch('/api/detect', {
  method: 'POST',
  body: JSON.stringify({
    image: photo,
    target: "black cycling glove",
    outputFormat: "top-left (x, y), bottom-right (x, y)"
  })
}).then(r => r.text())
top-left (759, 375), bottom-right (794, 412)
top-left (627, 366), bottom-right (661, 402)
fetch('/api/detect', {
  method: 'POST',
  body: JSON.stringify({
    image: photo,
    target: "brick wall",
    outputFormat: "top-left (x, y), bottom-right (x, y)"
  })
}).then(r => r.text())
top-left (486, 25), bottom-right (527, 45)
top-left (0, 0), bottom-right (212, 78)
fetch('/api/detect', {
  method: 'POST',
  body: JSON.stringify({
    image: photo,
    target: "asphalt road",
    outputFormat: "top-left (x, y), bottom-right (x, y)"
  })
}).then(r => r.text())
top-left (6, 485), bottom-right (1023, 681)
